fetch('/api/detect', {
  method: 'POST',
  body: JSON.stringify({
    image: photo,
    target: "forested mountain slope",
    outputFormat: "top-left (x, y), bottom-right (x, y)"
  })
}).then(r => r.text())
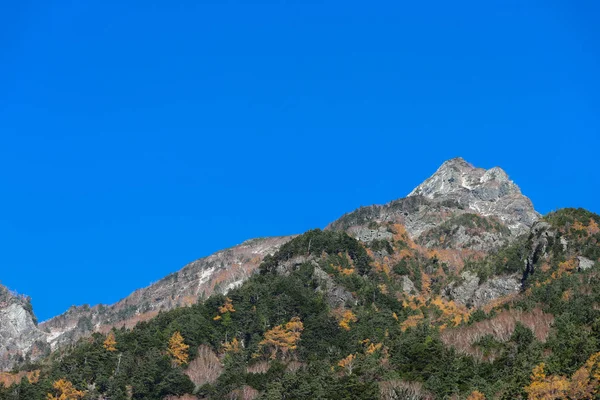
top-left (0, 237), bottom-right (292, 371)
top-left (1, 159), bottom-right (599, 400)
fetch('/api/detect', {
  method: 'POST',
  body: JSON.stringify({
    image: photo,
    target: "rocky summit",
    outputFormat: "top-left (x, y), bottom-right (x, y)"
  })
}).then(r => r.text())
top-left (327, 158), bottom-right (539, 253)
top-left (408, 157), bottom-right (540, 235)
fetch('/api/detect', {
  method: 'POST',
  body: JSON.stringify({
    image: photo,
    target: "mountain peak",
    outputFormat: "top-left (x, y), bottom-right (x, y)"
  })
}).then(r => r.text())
top-left (409, 158), bottom-right (518, 199)
top-left (440, 156), bottom-right (473, 169)
top-left (408, 158), bottom-right (538, 234)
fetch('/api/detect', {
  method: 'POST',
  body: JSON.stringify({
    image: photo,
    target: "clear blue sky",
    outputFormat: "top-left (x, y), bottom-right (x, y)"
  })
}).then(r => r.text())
top-left (1, 1), bottom-right (598, 321)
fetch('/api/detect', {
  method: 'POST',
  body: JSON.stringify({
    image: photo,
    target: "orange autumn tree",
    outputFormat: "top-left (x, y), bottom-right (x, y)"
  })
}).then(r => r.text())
top-left (47, 378), bottom-right (85, 400)
top-left (524, 353), bottom-right (600, 399)
top-left (222, 337), bottom-right (241, 354)
top-left (213, 297), bottom-right (236, 328)
top-left (524, 363), bottom-right (569, 400)
top-left (338, 354), bottom-right (356, 375)
top-left (466, 391), bottom-right (486, 400)
top-left (213, 297), bottom-right (235, 320)
top-left (167, 331), bottom-right (190, 366)
top-left (339, 310), bottom-right (358, 331)
top-left (103, 331), bottom-right (117, 352)
top-left (258, 317), bottom-right (304, 359)
top-left (567, 351), bottom-right (600, 399)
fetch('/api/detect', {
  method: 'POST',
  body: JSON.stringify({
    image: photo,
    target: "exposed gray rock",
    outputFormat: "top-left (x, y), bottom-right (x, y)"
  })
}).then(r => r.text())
top-left (408, 158), bottom-right (540, 236)
top-left (0, 285), bottom-right (47, 370)
top-left (523, 221), bottom-right (556, 280)
top-left (445, 271), bottom-right (521, 308)
top-left (578, 256), bottom-right (595, 271)
top-left (417, 214), bottom-right (511, 251)
top-left (402, 276), bottom-right (416, 294)
top-left (472, 275), bottom-right (521, 308)
top-left (274, 256), bottom-right (357, 308)
top-left (350, 226), bottom-right (393, 243)
top-left (313, 267), bottom-right (356, 308)
top-left (327, 158), bottom-right (539, 250)
top-left (447, 271), bottom-right (480, 305)
top-left (275, 255), bottom-right (311, 276)
top-left (560, 237), bottom-right (569, 251)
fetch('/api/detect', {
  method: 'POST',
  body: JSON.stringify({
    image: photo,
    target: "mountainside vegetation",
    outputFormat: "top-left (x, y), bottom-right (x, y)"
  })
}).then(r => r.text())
top-left (1, 208), bottom-right (600, 399)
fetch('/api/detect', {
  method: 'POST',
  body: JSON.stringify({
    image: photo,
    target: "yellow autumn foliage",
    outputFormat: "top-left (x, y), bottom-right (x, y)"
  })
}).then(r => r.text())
top-left (339, 310), bottom-right (358, 331)
top-left (220, 297), bottom-right (236, 313)
top-left (401, 313), bottom-right (424, 332)
top-left (525, 354), bottom-right (600, 400)
top-left (366, 342), bottom-right (382, 354)
top-left (258, 317), bottom-right (304, 360)
top-left (222, 337), bottom-right (241, 353)
top-left (338, 354), bottom-right (356, 374)
top-left (466, 390), bottom-right (486, 400)
top-left (103, 332), bottom-right (117, 352)
top-left (47, 378), bottom-right (85, 400)
top-left (167, 331), bottom-right (189, 366)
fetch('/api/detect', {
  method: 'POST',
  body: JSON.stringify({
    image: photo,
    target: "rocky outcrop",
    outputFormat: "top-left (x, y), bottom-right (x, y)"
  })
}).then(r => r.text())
top-left (0, 285), bottom-right (47, 370)
top-left (401, 276), bottom-right (416, 294)
top-left (416, 213), bottom-right (512, 251)
top-left (270, 255), bottom-right (356, 309)
top-left (577, 256), bottom-right (595, 271)
top-left (408, 158), bottom-right (540, 236)
top-left (445, 271), bottom-right (521, 308)
top-left (522, 221), bottom-right (555, 282)
top-left (313, 267), bottom-right (356, 308)
top-left (347, 226), bottom-right (393, 243)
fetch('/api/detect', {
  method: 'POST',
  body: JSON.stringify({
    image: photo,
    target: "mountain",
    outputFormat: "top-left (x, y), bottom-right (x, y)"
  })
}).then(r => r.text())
top-left (328, 157), bottom-right (538, 249)
top-left (0, 158), bottom-right (541, 371)
top-left (0, 236), bottom-right (291, 371)
top-left (1, 158), bottom-right (599, 400)
top-left (39, 236), bottom-right (292, 351)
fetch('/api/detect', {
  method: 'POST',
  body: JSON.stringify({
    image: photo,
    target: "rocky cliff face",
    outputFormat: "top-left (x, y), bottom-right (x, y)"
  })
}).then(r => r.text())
top-left (0, 236), bottom-right (291, 370)
top-left (0, 285), bottom-right (48, 370)
top-left (408, 158), bottom-right (540, 235)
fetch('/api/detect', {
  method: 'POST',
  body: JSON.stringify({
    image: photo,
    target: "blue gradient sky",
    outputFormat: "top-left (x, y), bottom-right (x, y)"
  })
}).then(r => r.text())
top-left (1, 0), bottom-right (599, 320)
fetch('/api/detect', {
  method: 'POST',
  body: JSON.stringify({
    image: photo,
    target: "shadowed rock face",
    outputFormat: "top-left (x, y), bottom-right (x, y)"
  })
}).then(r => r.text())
top-left (408, 158), bottom-right (540, 236)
